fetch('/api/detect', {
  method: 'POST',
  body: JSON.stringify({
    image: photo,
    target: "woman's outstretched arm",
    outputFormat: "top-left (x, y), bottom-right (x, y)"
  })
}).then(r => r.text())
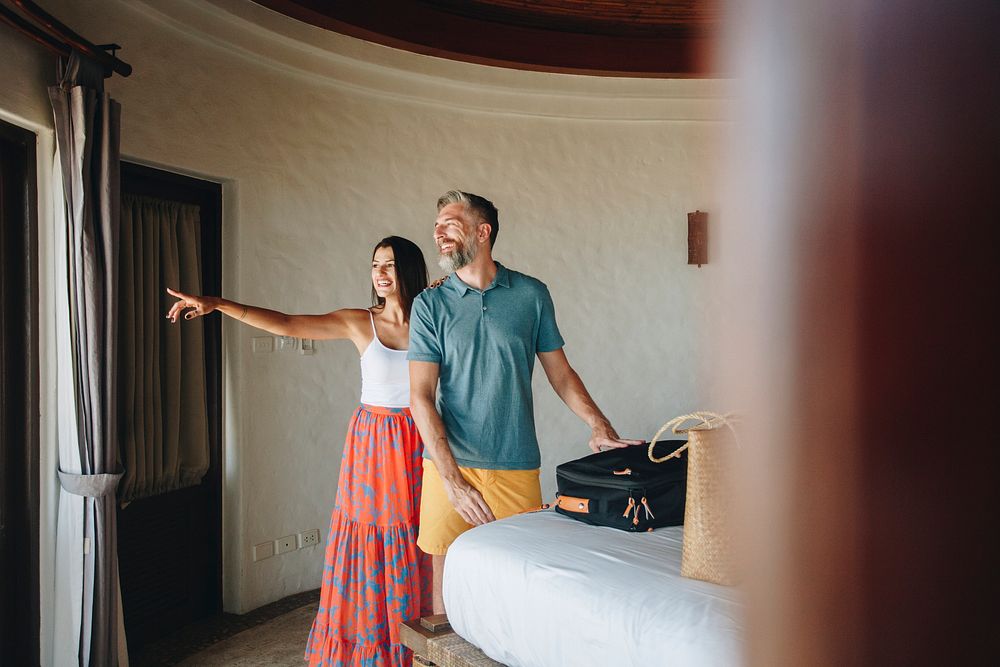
top-left (165, 287), bottom-right (363, 341)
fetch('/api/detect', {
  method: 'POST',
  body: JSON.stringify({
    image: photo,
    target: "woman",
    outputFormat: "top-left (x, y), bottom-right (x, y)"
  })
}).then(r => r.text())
top-left (167, 236), bottom-right (432, 667)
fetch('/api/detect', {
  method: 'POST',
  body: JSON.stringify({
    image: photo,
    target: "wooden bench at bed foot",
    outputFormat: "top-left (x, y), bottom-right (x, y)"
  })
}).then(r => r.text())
top-left (401, 615), bottom-right (505, 667)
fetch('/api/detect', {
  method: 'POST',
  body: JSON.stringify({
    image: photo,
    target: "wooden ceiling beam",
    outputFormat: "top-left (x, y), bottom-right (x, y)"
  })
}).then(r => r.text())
top-left (256, 0), bottom-right (719, 77)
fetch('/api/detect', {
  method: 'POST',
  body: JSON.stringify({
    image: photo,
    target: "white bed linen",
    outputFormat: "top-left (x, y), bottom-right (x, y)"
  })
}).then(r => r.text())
top-left (443, 511), bottom-right (743, 667)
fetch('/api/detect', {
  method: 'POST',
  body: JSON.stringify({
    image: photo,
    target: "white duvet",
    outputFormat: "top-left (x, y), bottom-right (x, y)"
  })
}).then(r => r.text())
top-left (443, 511), bottom-right (743, 667)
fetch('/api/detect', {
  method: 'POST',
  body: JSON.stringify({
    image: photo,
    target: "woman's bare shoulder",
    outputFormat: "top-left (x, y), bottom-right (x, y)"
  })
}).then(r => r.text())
top-left (336, 307), bottom-right (375, 317)
top-left (333, 307), bottom-right (374, 327)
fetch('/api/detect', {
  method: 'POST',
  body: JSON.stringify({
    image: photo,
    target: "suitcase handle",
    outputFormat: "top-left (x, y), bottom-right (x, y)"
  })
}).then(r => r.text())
top-left (647, 412), bottom-right (739, 463)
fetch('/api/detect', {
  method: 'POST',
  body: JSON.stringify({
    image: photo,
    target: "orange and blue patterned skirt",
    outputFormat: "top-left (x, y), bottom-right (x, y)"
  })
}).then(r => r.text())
top-left (305, 405), bottom-right (432, 667)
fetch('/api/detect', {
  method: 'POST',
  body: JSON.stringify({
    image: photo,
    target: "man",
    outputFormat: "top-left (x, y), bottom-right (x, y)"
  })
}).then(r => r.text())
top-left (408, 190), bottom-right (639, 613)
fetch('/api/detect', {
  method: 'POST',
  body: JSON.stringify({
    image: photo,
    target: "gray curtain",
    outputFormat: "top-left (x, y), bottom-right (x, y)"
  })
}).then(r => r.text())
top-left (49, 52), bottom-right (125, 666)
top-left (118, 195), bottom-right (209, 501)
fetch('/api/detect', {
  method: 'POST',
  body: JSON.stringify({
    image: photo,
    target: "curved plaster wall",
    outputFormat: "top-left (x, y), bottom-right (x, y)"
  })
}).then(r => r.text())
top-left (2, 0), bottom-right (730, 616)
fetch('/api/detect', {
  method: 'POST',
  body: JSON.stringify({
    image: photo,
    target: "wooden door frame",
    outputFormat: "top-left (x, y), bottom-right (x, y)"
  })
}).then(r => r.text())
top-left (119, 160), bottom-right (224, 618)
top-left (0, 118), bottom-right (41, 664)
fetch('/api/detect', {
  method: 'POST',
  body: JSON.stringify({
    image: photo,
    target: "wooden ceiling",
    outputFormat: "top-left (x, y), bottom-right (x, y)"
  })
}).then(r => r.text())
top-left (255, 0), bottom-right (721, 77)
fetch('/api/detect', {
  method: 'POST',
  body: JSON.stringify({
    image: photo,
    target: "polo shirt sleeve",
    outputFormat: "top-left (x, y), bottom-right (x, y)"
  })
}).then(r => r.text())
top-left (407, 294), bottom-right (441, 363)
top-left (536, 286), bottom-right (565, 353)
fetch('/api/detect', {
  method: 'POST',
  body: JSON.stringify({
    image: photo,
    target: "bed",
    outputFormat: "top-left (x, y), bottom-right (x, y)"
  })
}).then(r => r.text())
top-left (443, 510), bottom-right (743, 667)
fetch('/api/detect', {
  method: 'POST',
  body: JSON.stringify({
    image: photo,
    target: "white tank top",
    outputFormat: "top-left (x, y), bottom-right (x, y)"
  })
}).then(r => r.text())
top-left (359, 310), bottom-right (410, 408)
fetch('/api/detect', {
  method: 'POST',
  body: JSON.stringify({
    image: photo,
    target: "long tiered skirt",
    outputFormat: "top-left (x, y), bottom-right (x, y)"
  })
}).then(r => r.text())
top-left (305, 405), bottom-right (432, 667)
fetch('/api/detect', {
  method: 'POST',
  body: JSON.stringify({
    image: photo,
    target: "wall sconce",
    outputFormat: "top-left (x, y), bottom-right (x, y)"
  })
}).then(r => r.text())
top-left (688, 210), bottom-right (708, 267)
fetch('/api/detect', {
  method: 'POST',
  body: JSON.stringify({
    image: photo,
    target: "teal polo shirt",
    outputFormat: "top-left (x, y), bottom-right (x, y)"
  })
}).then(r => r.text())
top-left (407, 263), bottom-right (564, 470)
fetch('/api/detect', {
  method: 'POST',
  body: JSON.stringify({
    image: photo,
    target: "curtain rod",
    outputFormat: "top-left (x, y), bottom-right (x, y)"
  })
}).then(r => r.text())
top-left (4, 0), bottom-right (132, 77)
top-left (0, 3), bottom-right (68, 58)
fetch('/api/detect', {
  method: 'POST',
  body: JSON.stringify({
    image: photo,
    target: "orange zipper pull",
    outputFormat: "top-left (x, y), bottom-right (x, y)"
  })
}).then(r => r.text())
top-left (613, 468), bottom-right (632, 476)
top-left (623, 496), bottom-right (636, 517)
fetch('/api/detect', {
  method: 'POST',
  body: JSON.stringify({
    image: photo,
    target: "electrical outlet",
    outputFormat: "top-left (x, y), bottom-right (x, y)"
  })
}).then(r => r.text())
top-left (253, 541), bottom-right (275, 562)
top-left (300, 338), bottom-right (315, 355)
top-left (278, 335), bottom-right (297, 351)
top-left (252, 336), bottom-right (274, 353)
top-left (275, 535), bottom-right (297, 555)
top-left (298, 529), bottom-right (321, 548)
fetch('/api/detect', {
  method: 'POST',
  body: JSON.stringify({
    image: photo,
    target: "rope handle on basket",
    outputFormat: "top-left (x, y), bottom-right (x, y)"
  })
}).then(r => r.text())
top-left (647, 411), bottom-right (740, 463)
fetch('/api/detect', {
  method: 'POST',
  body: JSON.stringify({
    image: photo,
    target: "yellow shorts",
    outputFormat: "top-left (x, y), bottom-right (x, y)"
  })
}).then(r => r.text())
top-left (417, 459), bottom-right (542, 555)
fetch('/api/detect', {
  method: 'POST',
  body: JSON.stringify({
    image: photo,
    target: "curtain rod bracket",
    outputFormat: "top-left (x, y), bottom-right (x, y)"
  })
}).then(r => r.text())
top-left (96, 43), bottom-right (122, 61)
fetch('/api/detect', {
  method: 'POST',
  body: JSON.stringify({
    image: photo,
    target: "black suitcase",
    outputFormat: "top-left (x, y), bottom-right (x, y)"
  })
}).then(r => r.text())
top-left (554, 440), bottom-right (688, 532)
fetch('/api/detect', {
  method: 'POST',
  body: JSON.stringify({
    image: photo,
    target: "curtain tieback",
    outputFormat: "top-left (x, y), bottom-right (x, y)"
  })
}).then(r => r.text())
top-left (58, 468), bottom-right (124, 498)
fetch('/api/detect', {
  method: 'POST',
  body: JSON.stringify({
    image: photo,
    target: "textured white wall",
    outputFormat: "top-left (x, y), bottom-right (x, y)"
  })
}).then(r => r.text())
top-left (2, 0), bottom-right (729, 617)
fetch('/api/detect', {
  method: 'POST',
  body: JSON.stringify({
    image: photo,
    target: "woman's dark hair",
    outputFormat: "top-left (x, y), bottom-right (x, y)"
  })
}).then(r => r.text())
top-left (371, 236), bottom-right (428, 321)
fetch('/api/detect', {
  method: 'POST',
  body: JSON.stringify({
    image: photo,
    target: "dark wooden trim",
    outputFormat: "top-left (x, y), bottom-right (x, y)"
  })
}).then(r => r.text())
top-left (256, 0), bottom-right (718, 77)
top-left (120, 162), bottom-right (222, 209)
top-left (0, 117), bottom-right (41, 666)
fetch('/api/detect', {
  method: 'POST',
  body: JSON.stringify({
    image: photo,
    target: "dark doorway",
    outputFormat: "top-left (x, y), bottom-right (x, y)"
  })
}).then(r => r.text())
top-left (116, 162), bottom-right (223, 654)
top-left (0, 120), bottom-right (40, 664)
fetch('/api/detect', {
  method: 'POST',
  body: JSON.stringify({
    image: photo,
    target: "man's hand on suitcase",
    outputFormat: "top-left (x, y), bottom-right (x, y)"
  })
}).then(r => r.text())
top-left (589, 421), bottom-right (644, 453)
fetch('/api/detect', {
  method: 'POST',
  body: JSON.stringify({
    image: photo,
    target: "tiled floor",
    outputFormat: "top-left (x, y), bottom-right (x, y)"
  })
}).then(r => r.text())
top-left (132, 589), bottom-right (319, 666)
top-left (177, 603), bottom-right (316, 666)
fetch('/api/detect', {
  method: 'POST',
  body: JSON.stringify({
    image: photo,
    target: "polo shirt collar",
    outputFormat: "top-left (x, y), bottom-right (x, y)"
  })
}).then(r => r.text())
top-left (447, 262), bottom-right (511, 296)
top-left (494, 262), bottom-right (511, 289)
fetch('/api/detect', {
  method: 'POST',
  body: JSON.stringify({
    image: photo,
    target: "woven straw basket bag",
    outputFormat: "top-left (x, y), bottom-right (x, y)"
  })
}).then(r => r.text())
top-left (648, 412), bottom-right (739, 586)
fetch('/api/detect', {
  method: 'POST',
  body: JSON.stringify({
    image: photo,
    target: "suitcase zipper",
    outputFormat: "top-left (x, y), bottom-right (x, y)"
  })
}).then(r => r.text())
top-left (558, 468), bottom-right (646, 491)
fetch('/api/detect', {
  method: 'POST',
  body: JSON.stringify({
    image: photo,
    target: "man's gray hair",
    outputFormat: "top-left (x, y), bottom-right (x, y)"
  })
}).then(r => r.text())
top-left (437, 190), bottom-right (500, 247)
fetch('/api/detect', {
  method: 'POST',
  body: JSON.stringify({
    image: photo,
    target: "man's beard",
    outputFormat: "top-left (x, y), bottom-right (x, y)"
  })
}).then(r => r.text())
top-left (438, 239), bottom-right (477, 272)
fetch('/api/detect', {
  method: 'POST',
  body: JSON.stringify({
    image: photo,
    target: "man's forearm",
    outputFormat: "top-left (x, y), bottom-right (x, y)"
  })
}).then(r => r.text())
top-left (539, 349), bottom-right (637, 451)
top-left (410, 394), bottom-right (464, 482)
top-left (410, 390), bottom-right (496, 525)
top-left (553, 367), bottom-right (611, 430)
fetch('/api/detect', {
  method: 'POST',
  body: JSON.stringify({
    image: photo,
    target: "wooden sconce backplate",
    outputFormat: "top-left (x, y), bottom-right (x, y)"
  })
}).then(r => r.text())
top-left (688, 210), bottom-right (708, 266)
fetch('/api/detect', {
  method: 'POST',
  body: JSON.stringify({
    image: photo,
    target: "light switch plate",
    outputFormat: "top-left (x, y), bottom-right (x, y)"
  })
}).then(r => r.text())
top-left (253, 541), bottom-right (275, 562)
top-left (252, 336), bottom-right (274, 353)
